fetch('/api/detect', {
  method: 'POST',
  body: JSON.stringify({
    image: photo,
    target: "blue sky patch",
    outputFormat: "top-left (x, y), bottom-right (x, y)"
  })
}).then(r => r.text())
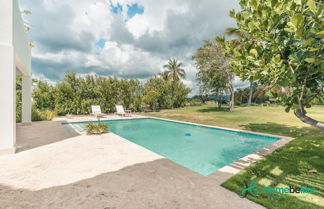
top-left (95, 39), bottom-right (106, 48)
top-left (127, 3), bottom-right (144, 18)
top-left (110, 1), bottom-right (122, 14)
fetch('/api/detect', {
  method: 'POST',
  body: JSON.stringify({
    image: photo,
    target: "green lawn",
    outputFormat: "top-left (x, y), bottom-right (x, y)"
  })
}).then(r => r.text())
top-left (144, 105), bottom-right (324, 209)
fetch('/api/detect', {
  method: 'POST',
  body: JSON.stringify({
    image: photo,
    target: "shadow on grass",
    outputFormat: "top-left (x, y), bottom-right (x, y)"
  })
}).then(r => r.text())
top-left (222, 122), bottom-right (324, 209)
top-left (196, 106), bottom-right (230, 113)
top-left (240, 122), bottom-right (324, 138)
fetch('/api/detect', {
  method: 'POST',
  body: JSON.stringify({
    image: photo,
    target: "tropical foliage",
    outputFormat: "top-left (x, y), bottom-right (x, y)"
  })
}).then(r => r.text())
top-left (163, 58), bottom-right (186, 81)
top-left (16, 58), bottom-right (190, 121)
top-left (16, 76), bottom-right (22, 122)
top-left (192, 40), bottom-right (235, 111)
top-left (17, 59), bottom-right (190, 121)
top-left (16, 76), bottom-right (55, 122)
top-left (143, 76), bottom-right (191, 110)
top-left (32, 72), bottom-right (190, 116)
top-left (217, 0), bottom-right (324, 129)
top-left (31, 108), bottom-right (56, 121)
top-left (234, 84), bottom-right (280, 105)
top-left (86, 121), bottom-right (109, 135)
top-left (16, 79), bottom-right (55, 122)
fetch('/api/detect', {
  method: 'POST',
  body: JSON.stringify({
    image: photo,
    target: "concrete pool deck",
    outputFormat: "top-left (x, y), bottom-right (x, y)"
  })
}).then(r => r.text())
top-left (0, 114), bottom-right (293, 209)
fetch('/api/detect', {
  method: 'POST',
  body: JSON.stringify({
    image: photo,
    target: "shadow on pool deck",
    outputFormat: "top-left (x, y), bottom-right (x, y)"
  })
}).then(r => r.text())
top-left (16, 121), bottom-right (79, 153)
top-left (7, 119), bottom-right (292, 208)
top-left (0, 158), bottom-right (265, 209)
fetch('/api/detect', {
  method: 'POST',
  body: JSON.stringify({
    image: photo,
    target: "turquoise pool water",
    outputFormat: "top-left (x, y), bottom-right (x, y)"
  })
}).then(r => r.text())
top-left (65, 118), bottom-right (280, 176)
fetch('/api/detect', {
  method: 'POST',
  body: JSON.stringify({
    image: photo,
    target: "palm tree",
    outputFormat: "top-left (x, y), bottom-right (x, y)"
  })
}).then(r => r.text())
top-left (163, 59), bottom-right (186, 81)
top-left (159, 71), bottom-right (171, 81)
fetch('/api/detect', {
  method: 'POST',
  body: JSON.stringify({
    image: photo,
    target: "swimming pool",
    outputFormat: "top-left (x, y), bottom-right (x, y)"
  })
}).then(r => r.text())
top-left (65, 118), bottom-right (280, 176)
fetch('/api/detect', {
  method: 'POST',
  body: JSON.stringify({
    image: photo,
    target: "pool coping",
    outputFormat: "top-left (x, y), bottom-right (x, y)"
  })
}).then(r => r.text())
top-left (63, 115), bottom-right (294, 182)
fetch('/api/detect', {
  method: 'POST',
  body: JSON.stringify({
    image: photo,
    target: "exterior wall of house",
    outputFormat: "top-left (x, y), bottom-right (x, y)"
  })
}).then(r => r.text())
top-left (0, 0), bottom-right (32, 154)
top-left (13, 0), bottom-right (31, 76)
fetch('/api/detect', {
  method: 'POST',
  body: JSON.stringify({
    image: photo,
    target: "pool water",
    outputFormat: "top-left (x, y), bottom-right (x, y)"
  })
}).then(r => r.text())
top-left (66, 118), bottom-right (280, 176)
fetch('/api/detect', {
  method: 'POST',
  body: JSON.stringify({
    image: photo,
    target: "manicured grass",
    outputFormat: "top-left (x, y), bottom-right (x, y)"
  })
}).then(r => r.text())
top-left (144, 104), bottom-right (324, 209)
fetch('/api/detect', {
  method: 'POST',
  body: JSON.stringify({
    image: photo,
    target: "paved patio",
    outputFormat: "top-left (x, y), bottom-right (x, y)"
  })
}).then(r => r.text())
top-left (0, 115), bottom-right (267, 209)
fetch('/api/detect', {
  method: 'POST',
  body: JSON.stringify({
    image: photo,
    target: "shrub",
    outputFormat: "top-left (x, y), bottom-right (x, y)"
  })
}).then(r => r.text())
top-left (16, 91), bottom-right (22, 122)
top-left (235, 101), bottom-right (242, 106)
top-left (16, 77), bottom-right (22, 122)
top-left (86, 122), bottom-right (108, 135)
top-left (32, 107), bottom-right (56, 121)
top-left (190, 98), bottom-right (203, 106)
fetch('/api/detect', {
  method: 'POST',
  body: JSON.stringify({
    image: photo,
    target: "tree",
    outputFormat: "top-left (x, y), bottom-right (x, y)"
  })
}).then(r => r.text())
top-left (33, 80), bottom-right (55, 110)
top-left (235, 84), bottom-right (273, 105)
top-left (144, 76), bottom-right (190, 110)
top-left (193, 40), bottom-right (235, 111)
top-left (171, 81), bottom-right (191, 108)
top-left (29, 71), bottom-right (190, 115)
top-left (225, 27), bottom-right (255, 106)
top-left (218, 0), bottom-right (324, 129)
top-left (248, 81), bottom-right (253, 106)
top-left (143, 90), bottom-right (160, 111)
top-left (144, 77), bottom-right (170, 109)
top-left (119, 79), bottom-right (143, 110)
top-left (163, 59), bottom-right (186, 81)
top-left (96, 76), bottom-right (120, 113)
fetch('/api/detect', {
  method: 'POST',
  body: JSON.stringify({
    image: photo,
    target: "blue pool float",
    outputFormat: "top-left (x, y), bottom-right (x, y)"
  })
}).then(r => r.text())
top-left (185, 133), bottom-right (191, 136)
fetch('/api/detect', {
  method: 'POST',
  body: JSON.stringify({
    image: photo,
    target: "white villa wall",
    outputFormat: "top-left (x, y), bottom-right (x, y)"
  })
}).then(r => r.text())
top-left (0, 2), bottom-right (13, 45)
top-left (13, 0), bottom-right (31, 76)
top-left (0, 43), bottom-right (16, 153)
top-left (0, 0), bottom-right (32, 154)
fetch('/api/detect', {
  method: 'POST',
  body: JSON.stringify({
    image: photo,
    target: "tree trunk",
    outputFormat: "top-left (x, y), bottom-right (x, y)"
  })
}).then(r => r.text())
top-left (215, 92), bottom-right (218, 107)
top-left (228, 84), bottom-right (234, 112)
top-left (248, 81), bottom-right (253, 106)
top-left (215, 91), bottom-right (222, 109)
top-left (218, 91), bottom-right (222, 109)
top-left (294, 109), bottom-right (324, 130)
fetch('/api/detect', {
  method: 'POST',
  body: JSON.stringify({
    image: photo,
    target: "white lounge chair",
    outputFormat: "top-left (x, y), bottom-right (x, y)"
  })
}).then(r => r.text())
top-left (115, 105), bottom-right (131, 117)
top-left (91, 105), bottom-right (105, 117)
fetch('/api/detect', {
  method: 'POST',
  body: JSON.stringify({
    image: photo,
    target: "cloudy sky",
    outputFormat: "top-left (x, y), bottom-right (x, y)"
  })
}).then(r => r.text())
top-left (19, 0), bottom-right (244, 94)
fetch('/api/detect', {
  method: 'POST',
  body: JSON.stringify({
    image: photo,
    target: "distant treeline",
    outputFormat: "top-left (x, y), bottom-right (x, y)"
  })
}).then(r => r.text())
top-left (32, 72), bottom-right (191, 115)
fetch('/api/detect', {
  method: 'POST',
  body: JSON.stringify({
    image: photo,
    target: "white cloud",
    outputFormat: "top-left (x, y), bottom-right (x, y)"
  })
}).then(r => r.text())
top-left (125, 0), bottom-right (189, 38)
top-left (19, 0), bottom-right (240, 94)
